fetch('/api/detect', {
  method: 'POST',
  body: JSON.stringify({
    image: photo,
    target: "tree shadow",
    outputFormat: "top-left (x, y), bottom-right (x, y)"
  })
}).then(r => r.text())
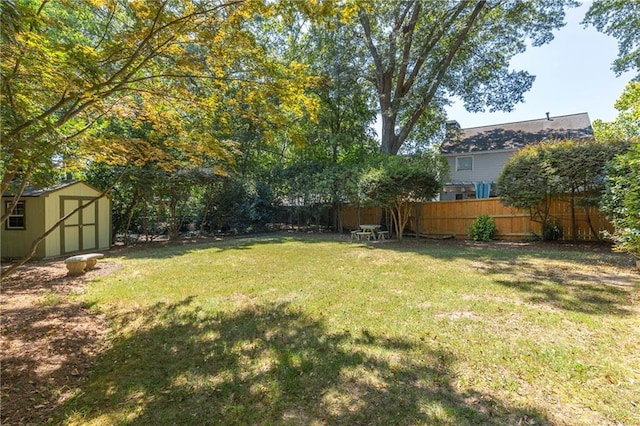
top-left (468, 256), bottom-right (637, 316)
top-left (363, 238), bottom-right (638, 316)
top-left (1, 300), bottom-right (106, 425)
top-left (109, 234), bottom-right (638, 317)
top-left (53, 299), bottom-right (549, 425)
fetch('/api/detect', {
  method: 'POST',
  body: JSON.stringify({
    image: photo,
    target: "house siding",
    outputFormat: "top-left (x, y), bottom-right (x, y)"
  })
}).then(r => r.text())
top-left (446, 150), bottom-right (514, 184)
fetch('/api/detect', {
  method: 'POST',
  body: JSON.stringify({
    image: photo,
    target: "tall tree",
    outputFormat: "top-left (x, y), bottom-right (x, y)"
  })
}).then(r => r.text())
top-left (0, 0), bottom-right (317, 216)
top-left (582, 0), bottom-right (639, 255)
top-left (347, 0), bottom-right (577, 154)
top-left (301, 18), bottom-right (378, 164)
top-left (598, 82), bottom-right (639, 257)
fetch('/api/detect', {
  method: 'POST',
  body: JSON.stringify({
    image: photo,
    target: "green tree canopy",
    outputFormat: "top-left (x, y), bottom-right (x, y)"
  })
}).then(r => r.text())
top-left (496, 144), bottom-right (550, 224)
top-left (583, 0), bottom-right (640, 79)
top-left (0, 0), bottom-right (318, 210)
top-left (601, 142), bottom-right (640, 257)
top-left (345, 0), bottom-right (577, 154)
top-left (597, 82), bottom-right (639, 257)
top-left (359, 153), bottom-right (447, 240)
top-left (497, 138), bottom-right (629, 240)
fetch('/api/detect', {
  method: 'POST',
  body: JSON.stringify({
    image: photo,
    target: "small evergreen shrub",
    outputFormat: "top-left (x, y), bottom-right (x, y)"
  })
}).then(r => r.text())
top-left (469, 214), bottom-right (498, 241)
top-left (543, 220), bottom-right (563, 241)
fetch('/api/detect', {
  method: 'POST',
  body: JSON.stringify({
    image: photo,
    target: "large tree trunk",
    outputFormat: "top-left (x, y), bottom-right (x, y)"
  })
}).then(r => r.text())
top-left (379, 112), bottom-right (402, 155)
top-left (361, 1), bottom-right (486, 155)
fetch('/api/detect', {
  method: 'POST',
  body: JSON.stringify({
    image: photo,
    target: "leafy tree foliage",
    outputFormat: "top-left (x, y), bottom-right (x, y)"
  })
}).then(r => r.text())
top-left (583, 1), bottom-right (639, 253)
top-left (598, 82), bottom-right (639, 256)
top-left (497, 139), bottom-right (629, 240)
top-left (345, 0), bottom-right (577, 154)
top-left (359, 154), bottom-right (447, 240)
top-left (300, 18), bottom-right (379, 164)
top-left (1, 0), bottom-right (317, 215)
top-left (593, 82), bottom-right (640, 146)
top-left (601, 142), bottom-right (640, 257)
top-left (0, 0), bottom-right (325, 275)
top-left (583, 0), bottom-right (640, 79)
top-left (496, 145), bottom-right (550, 225)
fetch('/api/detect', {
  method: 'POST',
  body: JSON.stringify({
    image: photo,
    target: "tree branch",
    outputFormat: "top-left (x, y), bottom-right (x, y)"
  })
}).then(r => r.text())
top-left (397, 0), bottom-right (486, 145)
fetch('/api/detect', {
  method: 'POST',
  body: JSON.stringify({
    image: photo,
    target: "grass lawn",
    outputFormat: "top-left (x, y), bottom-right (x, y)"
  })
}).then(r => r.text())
top-left (55, 235), bottom-right (639, 425)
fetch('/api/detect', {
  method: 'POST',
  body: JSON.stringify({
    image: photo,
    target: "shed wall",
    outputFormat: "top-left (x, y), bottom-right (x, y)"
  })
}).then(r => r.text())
top-left (1, 197), bottom-right (46, 258)
top-left (44, 182), bottom-right (111, 257)
top-left (1, 181), bottom-right (110, 259)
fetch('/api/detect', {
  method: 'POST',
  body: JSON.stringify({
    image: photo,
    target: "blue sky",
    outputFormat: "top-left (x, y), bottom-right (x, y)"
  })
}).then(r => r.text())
top-left (445, 1), bottom-right (634, 129)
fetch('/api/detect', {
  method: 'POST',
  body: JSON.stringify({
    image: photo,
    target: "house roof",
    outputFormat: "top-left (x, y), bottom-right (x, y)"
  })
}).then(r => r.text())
top-left (440, 112), bottom-right (593, 155)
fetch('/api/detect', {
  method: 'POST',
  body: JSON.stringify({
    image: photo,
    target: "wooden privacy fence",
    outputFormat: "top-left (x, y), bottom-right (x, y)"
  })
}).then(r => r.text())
top-left (341, 197), bottom-right (614, 241)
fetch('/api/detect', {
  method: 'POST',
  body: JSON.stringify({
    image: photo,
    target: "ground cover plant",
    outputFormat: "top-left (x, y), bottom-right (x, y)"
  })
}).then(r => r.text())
top-left (7, 236), bottom-right (639, 425)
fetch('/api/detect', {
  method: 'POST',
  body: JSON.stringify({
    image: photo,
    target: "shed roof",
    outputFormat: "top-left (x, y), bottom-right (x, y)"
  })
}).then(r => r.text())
top-left (3, 180), bottom-right (101, 198)
top-left (440, 112), bottom-right (593, 155)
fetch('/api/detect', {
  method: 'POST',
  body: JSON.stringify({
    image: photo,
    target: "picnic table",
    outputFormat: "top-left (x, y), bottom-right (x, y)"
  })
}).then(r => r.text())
top-left (352, 225), bottom-right (388, 241)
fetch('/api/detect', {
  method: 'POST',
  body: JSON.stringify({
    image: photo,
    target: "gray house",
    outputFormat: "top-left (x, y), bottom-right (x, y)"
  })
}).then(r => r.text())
top-left (439, 112), bottom-right (593, 201)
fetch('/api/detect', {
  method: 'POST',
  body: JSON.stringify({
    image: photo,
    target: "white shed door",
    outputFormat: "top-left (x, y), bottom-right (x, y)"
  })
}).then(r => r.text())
top-left (61, 197), bottom-right (97, 254)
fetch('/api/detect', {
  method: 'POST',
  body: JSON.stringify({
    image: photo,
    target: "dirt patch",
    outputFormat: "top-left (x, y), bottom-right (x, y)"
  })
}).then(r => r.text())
top-left (1, 259), bottom-right (121, 426)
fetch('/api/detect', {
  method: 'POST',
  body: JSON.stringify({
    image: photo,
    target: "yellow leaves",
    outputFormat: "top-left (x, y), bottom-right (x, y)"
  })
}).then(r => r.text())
top-left (4, 0), bottom-right (329, 187)
top-left (130, 0), bottom-right (155, 20)
top-left (340, 0), bottom-right (368, 24)
top-left (87, 0), bottom-right (111, 7)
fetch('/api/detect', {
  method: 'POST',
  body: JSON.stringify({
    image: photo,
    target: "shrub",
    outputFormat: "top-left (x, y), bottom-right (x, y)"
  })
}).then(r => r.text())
top-left (543, 220), bottom-right (563, 241)
top-left (469, 214), bottom-right (498, 241)
top-left (601, 143), bottom-right (640, 258)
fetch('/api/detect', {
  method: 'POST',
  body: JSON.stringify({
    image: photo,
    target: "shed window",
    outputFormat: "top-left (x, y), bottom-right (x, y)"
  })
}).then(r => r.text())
top-left (456, 156), bottom-right (473, 171)
top-left (6, 201), bottom-right (25, 229)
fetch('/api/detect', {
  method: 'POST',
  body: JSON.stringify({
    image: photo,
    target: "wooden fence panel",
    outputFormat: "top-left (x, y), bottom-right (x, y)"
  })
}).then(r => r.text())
top-left (341, 207), bottom-right (380, 230)
top-left (341, 197), bottom-right (612, 241)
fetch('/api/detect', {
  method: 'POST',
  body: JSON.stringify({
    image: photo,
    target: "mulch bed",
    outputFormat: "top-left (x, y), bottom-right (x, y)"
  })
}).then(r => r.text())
top-left (1, 260), bottom-right (121, 425)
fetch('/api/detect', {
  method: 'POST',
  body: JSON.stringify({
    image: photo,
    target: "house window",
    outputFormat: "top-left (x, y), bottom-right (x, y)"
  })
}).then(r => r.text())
top-left (456, 156), bottom-right (473, 171)
top-left (6, 201), bottom-right (25, 230)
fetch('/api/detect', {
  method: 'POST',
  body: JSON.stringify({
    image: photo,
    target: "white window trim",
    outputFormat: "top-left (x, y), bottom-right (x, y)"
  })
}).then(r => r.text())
top-left (456, 156), bottom-right (473, 171)
top-left (6, 200), bottom-right (26, 230)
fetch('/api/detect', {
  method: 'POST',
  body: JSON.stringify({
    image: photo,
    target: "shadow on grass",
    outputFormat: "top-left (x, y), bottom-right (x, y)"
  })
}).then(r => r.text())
top-left (468, 256), bottom-right (637, 316)
top-left (54, 299), bottom-right (548, 425)
top-left (354, 238), bottom-right (638, 316)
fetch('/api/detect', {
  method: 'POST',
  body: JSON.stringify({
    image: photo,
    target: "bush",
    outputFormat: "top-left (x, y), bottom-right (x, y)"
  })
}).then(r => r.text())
top-left (601, 143), bottom-right (640, 258)
top-left (543, 220), bottom-right (563, 241)
top-left (469, 214), bottom-right (498, 241)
